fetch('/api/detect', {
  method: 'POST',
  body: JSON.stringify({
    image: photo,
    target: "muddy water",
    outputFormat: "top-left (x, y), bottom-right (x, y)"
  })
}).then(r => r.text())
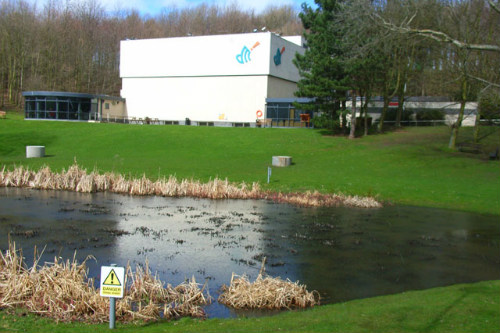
top-left (0, 187), bottom-right (499, 318)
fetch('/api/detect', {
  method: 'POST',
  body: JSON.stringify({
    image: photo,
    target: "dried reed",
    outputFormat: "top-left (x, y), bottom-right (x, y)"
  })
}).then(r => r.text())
top-left (0, 163), bottom-right (381, 208)
top-left (218, 259), bottom-right (320, 310)
top-left (266, 191), bottom-right (382, 208)
top-left (125, 260), bottom-right (210, 320)
top-left (0, 240), bottom-right (210, 322)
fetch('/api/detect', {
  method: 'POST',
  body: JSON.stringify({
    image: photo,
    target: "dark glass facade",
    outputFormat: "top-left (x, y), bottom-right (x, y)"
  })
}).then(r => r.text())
top-left (265, 98), bottom-right (314, 127)
top-left (23, 92), bottom-right (95, 121)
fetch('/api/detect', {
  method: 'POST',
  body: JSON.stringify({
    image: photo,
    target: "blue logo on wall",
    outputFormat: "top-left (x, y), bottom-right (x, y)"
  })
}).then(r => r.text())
top-left (236, 46), bottom-right (251, 64)
top-left (236, 42), bottom-right (260, 64)
top-left (274, 47), bottom-right (285, 66)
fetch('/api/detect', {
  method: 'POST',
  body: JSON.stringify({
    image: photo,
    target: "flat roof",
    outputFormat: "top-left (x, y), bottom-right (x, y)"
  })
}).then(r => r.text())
top-left (266, 97), bottom-right (315, 103)
top-left (23, 91), bottom-right (95, 99)
top-left (22, 91), bottom-right (124, 102)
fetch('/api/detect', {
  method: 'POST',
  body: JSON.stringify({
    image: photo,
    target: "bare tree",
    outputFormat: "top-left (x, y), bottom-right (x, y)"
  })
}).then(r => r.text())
top-left (0, 0), bottom-right (303, 106)
top-left (372, 0), bottom-right (499, 148)
top-left (374, 0), bottom-right (500, 53)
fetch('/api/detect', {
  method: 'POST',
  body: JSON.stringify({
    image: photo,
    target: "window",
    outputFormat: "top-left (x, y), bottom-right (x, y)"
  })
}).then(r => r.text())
top-left (266, 100), bottom-right (313, 127)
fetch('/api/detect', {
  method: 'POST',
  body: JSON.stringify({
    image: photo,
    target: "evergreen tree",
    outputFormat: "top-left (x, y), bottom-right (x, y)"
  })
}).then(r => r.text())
top-left (293, 0), bottom-right (349, 118)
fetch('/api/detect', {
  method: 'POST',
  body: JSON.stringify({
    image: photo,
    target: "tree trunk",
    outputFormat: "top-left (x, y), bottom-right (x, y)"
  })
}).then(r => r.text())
top-left (341, 100), bottom-right (348, 135)
top-left (349, 92), bottom-right (357, 140)
top-left (0, 67), bottom-right (4, 107)
top-left (396, 83), bottom-right (405, 128)
top-left (448, 78), bottom-right (467, 149)
top-left (363, 95), bottom-right (369, 136)
top-left (378, 97), bottom-right (389, 132)
top-left (473, 108), bottom-right (481, 144)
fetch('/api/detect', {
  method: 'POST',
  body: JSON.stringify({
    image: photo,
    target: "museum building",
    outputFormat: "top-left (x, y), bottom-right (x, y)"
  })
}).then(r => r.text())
top-left (23, 32), bottom-right (309, 127)
top-left (119, 32), bottom-right (308, 126)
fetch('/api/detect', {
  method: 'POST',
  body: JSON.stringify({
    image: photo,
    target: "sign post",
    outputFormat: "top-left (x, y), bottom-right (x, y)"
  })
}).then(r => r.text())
top-left (100, 264), bottom-right (125, 329)
top-left (267, 167), bottom-right (272, 184)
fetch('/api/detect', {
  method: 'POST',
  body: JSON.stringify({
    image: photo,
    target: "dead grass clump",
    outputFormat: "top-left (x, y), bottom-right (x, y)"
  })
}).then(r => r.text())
top-left (0, 240), bottom-right (211, 323)
top-left (0, 163), bottom-right (381, 208)
top-left (108, 172), bottom-right (131, 194)
top-left (342, 195), bottom-right (382, 208)
top-left (267, 191), bottom-right (382, 208)
top-left (218, 273), bottom-right (319, 310)
top-left (125, 261), bottom-right (210, 320)
top-left (0, 240), bottom-right (109, 322)
top-left (0, 165), bottom-right (32, 187)
top-left (0, 240), bottom-right (32, 308)
top-left (25, 254), bottom-right (108, 322)
top-left (218, 259), bottom-right (319, 310)
top-left (162, 277), bottom-right (210, 319)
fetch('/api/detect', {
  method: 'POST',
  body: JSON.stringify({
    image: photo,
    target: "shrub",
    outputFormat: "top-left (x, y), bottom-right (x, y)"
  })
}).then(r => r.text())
top-left (383, 107), bottom-right (412, 122)
top-left (479, 91), bottom-right (500, 121)
top-left (311, 111), bottom-right (342, 133)
top-left (415, 109), bottom-right (445, 121)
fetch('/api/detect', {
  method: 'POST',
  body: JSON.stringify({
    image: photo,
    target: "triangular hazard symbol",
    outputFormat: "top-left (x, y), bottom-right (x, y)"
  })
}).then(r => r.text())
top-left (103, 269), bottom-right (122, 286)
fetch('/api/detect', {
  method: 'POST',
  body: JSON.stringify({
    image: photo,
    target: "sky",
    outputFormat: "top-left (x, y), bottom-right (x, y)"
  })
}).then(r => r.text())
top-left (27, 0), bottom-right (318, 16)
top-left (121, 0), bottom-right (317, 15)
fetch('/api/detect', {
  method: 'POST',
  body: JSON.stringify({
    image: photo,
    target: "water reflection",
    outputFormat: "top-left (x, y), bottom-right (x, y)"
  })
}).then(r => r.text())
top-left (0, 187), bottom-right (499, 318)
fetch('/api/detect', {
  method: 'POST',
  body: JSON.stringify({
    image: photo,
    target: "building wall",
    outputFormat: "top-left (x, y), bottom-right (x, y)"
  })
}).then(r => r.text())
top-left (120, 32), bottom-right (304, 124)
top-left (101, 99), bottom-right (127, 120)
top-left (121, 75), bottom-right (268, 123)
top-left (268, 33), bottom-right (303, 83)
top-left (345, 101), bottom-right (478, 126)
top-left (121, 33), bottom-right (272, 79)
top-left (406, 101), bottom-right (478, 126)
top-left (266, 76), bottom-right (298, 99)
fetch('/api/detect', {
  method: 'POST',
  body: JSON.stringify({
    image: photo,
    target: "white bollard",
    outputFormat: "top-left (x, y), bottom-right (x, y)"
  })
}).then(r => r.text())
top-left (272, 156), bottom-right (292, 167)
top-left (26, 146), bottom-right (45, 158)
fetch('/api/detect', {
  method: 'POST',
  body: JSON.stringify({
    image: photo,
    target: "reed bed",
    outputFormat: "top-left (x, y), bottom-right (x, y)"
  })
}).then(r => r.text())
top-left (218, 258), bottom-right (320, 310)
top-left (266, 191), bottom-right (382, 208)
top-left (0, 240), bottom-right (210, 322)
top-left (126, 260), bottom-right (210, 320)
top-left (0, 163), bottom-right (381, 208)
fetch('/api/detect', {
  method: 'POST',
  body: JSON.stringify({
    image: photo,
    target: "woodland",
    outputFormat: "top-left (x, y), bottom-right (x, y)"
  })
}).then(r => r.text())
top-left (1, 0), bottom-right (499, 146)
top-left (0, 0), bottom-right (302, 105)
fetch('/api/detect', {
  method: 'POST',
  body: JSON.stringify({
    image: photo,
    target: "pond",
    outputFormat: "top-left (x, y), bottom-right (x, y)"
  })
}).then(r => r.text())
top-left (0, 187), bottom-right (499, 318)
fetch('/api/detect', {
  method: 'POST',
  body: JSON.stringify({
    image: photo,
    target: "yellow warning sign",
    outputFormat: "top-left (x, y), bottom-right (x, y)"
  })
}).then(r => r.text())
top-left (101, 286), bottom-right (122, 297)
top-left (103, 269), bottom-right (122, 286)
top-left (100, 266), bottom-right (125, 298)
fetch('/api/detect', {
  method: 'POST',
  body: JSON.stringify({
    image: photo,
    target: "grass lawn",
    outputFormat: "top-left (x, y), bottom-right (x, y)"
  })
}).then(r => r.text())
top-left (1, 112), bottom-right (499, 332)
top-left (1, 112), bottom-right (499, 214)
top-left (1, 280), bottom-right (499, 333)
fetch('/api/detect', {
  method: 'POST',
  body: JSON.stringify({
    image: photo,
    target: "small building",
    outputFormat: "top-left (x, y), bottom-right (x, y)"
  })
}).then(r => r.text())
top-left (347, 96), bottom-right (479, 126)
top-left (22, 91), bottom-right (126, 122)
top-left (120, 32), bottom-right (305, 126)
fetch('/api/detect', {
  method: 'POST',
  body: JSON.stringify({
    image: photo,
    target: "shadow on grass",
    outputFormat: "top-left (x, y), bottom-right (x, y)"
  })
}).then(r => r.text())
top-left (421, 283), bottom-right (498, 333)
top-left (421, 292), bottom-right (467, 332)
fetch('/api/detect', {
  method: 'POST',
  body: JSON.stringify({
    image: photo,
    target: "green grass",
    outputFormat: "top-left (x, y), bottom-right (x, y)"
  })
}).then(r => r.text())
top-left (1, 112), bottom-right (499, 215)
top-left (1, 112), bottom-right (499, 331)
top-left (1, 280), bottom-right (499, 333)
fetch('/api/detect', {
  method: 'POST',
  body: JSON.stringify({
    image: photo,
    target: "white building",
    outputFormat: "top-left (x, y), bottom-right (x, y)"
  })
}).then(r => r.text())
top-left (346, 97), bottom-right (479, 126)
top-left (120, 32), bottom-right (305, 126)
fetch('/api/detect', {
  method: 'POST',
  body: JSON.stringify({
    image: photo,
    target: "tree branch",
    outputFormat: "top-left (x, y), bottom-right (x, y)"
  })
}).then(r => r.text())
top-left (375, 13), bottom-right (500, 53)
top-left (404, 28), bottom-right (500, 52)
top-left (488, 0), bottom-right (500, 14)
top-left (467, 74), bottom-right (500, 89)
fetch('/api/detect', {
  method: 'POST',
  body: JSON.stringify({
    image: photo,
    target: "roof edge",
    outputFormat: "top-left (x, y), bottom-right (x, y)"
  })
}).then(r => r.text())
top-left (22, 91), bottom-right (124, 101)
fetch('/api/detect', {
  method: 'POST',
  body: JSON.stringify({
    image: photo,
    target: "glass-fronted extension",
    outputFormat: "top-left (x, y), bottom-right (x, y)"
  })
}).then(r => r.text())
top-left (23, 91), bottom-right (96, 121)
top-left (22, 91), bottom-right (125, 121)
top-left (265, 98), bottom-right (314, 127)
